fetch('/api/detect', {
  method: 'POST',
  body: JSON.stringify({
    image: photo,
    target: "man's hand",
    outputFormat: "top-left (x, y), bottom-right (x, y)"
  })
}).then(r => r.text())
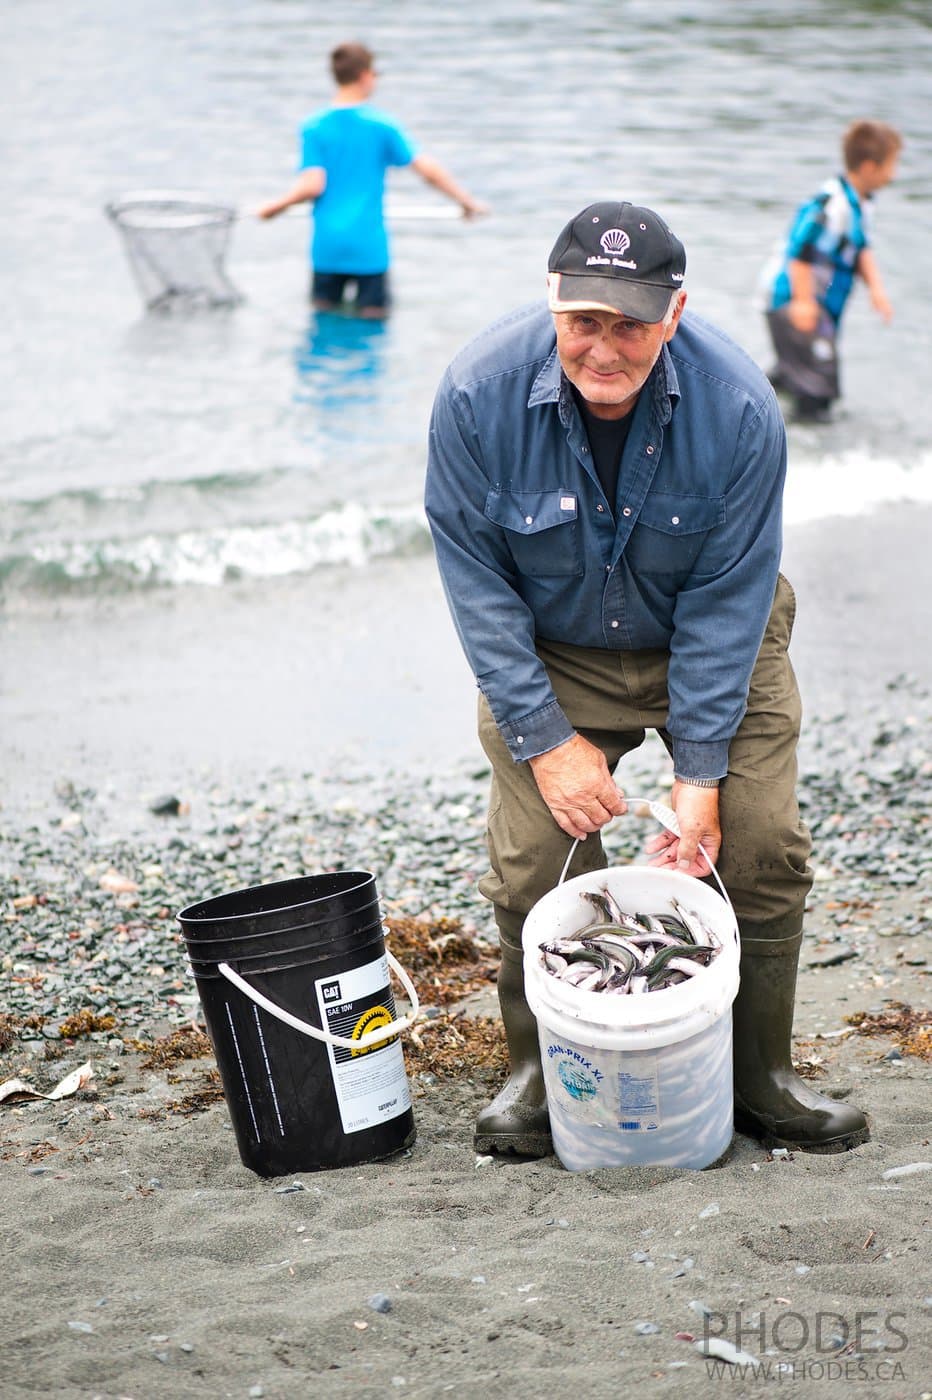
top-left (528, 734), bottom-right (626, 840)
top-left (645, 781), bottom-right (721, 877)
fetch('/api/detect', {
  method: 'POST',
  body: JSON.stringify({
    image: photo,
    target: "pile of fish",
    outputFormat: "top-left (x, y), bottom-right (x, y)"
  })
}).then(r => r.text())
top-left (539, 887), bottom-right (721, 995)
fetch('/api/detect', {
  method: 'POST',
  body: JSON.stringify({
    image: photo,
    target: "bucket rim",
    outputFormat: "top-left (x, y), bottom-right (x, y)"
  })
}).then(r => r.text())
top-left (185, 922), bottom-right (387, 973)
top-left (179, 896), bottom-right (382, 947)
top-left (176, 869), bottom-right (376, 927)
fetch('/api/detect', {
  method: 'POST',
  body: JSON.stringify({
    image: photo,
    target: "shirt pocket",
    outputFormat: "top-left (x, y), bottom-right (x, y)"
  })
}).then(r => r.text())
top-left (624, 491), bottom-right (726, 575)
top-left (484, 489), bottom-right (583, 578)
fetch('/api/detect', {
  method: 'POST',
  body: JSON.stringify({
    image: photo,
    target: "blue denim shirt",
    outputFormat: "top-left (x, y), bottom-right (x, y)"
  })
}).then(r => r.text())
top-left (425, 303), bottom-right (786, 782)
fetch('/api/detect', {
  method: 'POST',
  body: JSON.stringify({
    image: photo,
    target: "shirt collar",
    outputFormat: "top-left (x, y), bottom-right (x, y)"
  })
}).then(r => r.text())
top-left (527, 340), bottom-right (681, 425)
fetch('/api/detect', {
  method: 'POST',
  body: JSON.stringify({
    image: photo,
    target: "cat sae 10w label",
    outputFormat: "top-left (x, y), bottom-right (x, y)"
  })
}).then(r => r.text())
top-left (314, 954), bottom-right (411, 1134)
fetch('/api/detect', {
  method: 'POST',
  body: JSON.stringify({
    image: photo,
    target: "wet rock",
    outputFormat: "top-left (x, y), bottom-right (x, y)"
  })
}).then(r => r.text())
top-left (807, 945), bottom-right (858, 968)
top-left (149, 794), bottom-right (183, 816)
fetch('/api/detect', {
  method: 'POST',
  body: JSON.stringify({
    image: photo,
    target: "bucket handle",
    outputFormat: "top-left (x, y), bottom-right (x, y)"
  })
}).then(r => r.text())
top-left (557, 794), bottom-right (735, 918)
top-left (216, 944), bottom-right (420, 1051)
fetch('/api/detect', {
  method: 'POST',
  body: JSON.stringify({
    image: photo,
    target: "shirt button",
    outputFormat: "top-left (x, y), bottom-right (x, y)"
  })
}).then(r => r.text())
top-left (646, 444), bottom-right (655, 455)
top-left (516, 735), bottom-right (524, 744)
top-left (671, 515), bottom-right (680, 525)
top-left (525, 515), bottom-right (533, 525)
top-left (605, 564), bottom-right (611, 572)
top-left (622, 506), bottom-right (632, 517)
top-left (611, 620), bottom-right (619, 628)
top-left (582, 445), bottom-right (589, 454)
top-left (596, 504), bottom-right (604, 513)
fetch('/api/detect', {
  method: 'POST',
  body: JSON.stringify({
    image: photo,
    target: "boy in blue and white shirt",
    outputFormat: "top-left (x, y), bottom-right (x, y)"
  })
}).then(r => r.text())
top-left (764, 120), bottom-right (901, 420)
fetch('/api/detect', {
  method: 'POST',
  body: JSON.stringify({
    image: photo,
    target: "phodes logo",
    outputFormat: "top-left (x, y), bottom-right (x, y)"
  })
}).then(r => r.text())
top-left (600, 228), bottom-right (631, 256)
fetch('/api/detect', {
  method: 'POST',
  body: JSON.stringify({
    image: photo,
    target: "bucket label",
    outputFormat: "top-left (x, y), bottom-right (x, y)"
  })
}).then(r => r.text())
top-left (314, 954), bottom-right (411, 1135)
top-left (544, 1042), bottom-right (606, 1121)
top-left (617, 1052), bottom-right (661, 1132)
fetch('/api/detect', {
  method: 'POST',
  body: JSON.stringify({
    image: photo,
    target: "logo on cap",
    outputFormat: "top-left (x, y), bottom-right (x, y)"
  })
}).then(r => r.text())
top-left (600, 228), bottom-right (630, 256)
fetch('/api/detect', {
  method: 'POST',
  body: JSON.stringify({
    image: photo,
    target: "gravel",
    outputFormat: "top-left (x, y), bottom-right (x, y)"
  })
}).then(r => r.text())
top-left (2, 696), bottom-right (930, 1037)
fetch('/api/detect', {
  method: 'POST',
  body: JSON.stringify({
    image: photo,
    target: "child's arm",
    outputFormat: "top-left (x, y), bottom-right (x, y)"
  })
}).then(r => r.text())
top-left (410, 154), bottom-right (488, 217)
top-left (256, 167), bottom-right (326, 220)
top-left (785, 259), bottom-right (821, 334)
top-left (857, 248), bottom-right (893, 322)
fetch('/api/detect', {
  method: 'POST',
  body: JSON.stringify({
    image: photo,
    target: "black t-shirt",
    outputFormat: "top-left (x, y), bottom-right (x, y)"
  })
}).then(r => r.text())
top-left (574, 390), bottom-right (633, 509)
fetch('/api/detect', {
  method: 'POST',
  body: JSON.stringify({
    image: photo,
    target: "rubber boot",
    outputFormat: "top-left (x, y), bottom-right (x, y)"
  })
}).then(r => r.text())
top-left (733, 917), bottom-right (870, 1152)
top-left (793, 393), bottom-right (832, 423)
top-left (474, 938), bottom-right (552, 1158)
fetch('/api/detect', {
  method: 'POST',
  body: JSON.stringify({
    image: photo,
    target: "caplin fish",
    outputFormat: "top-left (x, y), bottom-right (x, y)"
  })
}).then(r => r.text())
top-left (539, 893), bottom-right (722, 994)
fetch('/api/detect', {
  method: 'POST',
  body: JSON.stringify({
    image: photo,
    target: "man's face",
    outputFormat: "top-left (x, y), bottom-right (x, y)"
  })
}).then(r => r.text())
top-left (553, 298), bottom-right (685, 420)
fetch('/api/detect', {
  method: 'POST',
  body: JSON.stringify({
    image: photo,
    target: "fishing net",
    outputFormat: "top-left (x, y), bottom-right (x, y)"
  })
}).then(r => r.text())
top-left (105, 190), bottom-right (243, 310)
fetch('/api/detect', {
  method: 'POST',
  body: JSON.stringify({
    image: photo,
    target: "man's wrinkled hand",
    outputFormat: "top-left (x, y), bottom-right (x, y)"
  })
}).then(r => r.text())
top-left (645, 781), bottom-right (721, 877)
top-left (528, 734), bottom-right (626, 840)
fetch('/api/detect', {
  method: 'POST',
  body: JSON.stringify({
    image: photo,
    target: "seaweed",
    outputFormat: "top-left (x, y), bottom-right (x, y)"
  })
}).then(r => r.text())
top-left (844, 1001), bottom-right (932, 1060)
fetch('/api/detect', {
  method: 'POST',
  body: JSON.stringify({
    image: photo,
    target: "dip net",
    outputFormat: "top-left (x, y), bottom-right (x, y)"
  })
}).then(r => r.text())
top-left (105, 190), bottom-right (243, 310)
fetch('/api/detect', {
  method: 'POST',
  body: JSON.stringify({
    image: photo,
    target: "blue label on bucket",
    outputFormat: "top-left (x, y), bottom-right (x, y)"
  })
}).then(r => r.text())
top-left (556, 1058), bottom-right (599, 1102)
top-left (314, 955), bottom-right (411, 1135)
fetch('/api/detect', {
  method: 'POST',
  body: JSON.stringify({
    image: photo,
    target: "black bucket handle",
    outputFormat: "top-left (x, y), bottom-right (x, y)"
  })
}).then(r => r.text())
top-left (216, 946), bottom-right (420, 1051)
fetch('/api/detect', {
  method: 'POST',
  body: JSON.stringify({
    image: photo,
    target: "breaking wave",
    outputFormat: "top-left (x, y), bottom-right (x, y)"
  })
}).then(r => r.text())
top-left (2, 447), bottom-right (930, 598)
top-left (0, 500), bottom-right (431, 594)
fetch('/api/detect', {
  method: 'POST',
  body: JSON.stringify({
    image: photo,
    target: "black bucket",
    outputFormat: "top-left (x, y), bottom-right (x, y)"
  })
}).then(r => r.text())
top-left (177, 871), bottom-right (418, 1177)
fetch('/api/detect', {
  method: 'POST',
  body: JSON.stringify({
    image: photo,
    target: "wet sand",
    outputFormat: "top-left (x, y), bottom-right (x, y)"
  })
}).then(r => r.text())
top-left (2, 503), bottom-right (932, 819)
top-left (2, 502), bottom-right (931, 1398)
top-left (2, 966), bottom-right (930, 1399)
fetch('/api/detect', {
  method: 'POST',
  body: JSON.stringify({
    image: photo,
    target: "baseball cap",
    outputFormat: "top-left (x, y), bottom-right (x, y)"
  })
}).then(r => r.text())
top-left (547, 201), bottom-right (686, 323)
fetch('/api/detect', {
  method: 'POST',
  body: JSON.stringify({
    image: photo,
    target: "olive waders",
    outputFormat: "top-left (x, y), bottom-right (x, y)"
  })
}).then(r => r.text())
top-left (474, 920), bottom-right (552, 1158)
top-left (472, 579), bottom-right (869, 1157)
top-left (732, 913), bottom-right (869, 1152)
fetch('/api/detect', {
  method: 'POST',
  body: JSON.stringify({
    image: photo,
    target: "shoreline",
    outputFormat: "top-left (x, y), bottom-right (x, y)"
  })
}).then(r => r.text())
top-left (2, 501), bottom-right (932, 823)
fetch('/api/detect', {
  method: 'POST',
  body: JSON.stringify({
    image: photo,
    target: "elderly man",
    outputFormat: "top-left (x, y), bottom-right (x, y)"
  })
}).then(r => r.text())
top-left (425, 200), bottom-right (869, 1158)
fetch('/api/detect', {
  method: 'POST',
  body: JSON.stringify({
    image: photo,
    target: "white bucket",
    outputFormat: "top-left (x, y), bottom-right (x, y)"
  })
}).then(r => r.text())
top-left (522, 800), bottom-right (740, 1172)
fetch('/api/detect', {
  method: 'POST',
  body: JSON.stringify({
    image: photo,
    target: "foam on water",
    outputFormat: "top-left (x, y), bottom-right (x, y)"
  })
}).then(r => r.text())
top-left (2, 447), bottom-right (931, 595)
top-left (784, 448), bottom-right (932, 526)
top-left (1, 501), bottom-right (429, 592)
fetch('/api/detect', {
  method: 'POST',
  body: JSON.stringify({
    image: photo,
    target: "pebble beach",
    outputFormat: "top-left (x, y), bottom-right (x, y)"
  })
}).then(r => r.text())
top-left (4, 2), bottom-right (932, 1392)
top-left (3, 521), bottom-right (932, 1399)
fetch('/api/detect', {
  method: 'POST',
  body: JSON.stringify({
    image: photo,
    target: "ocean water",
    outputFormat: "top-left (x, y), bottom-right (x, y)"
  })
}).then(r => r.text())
top-left (2, 0), bottom-right (931, 600)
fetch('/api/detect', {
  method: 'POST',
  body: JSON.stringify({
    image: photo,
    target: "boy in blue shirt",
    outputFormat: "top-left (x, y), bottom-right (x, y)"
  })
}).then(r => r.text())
top-left (258, 42), bottom-right (485, 317)
top-left (764, 120), bottom-right (901, 421)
